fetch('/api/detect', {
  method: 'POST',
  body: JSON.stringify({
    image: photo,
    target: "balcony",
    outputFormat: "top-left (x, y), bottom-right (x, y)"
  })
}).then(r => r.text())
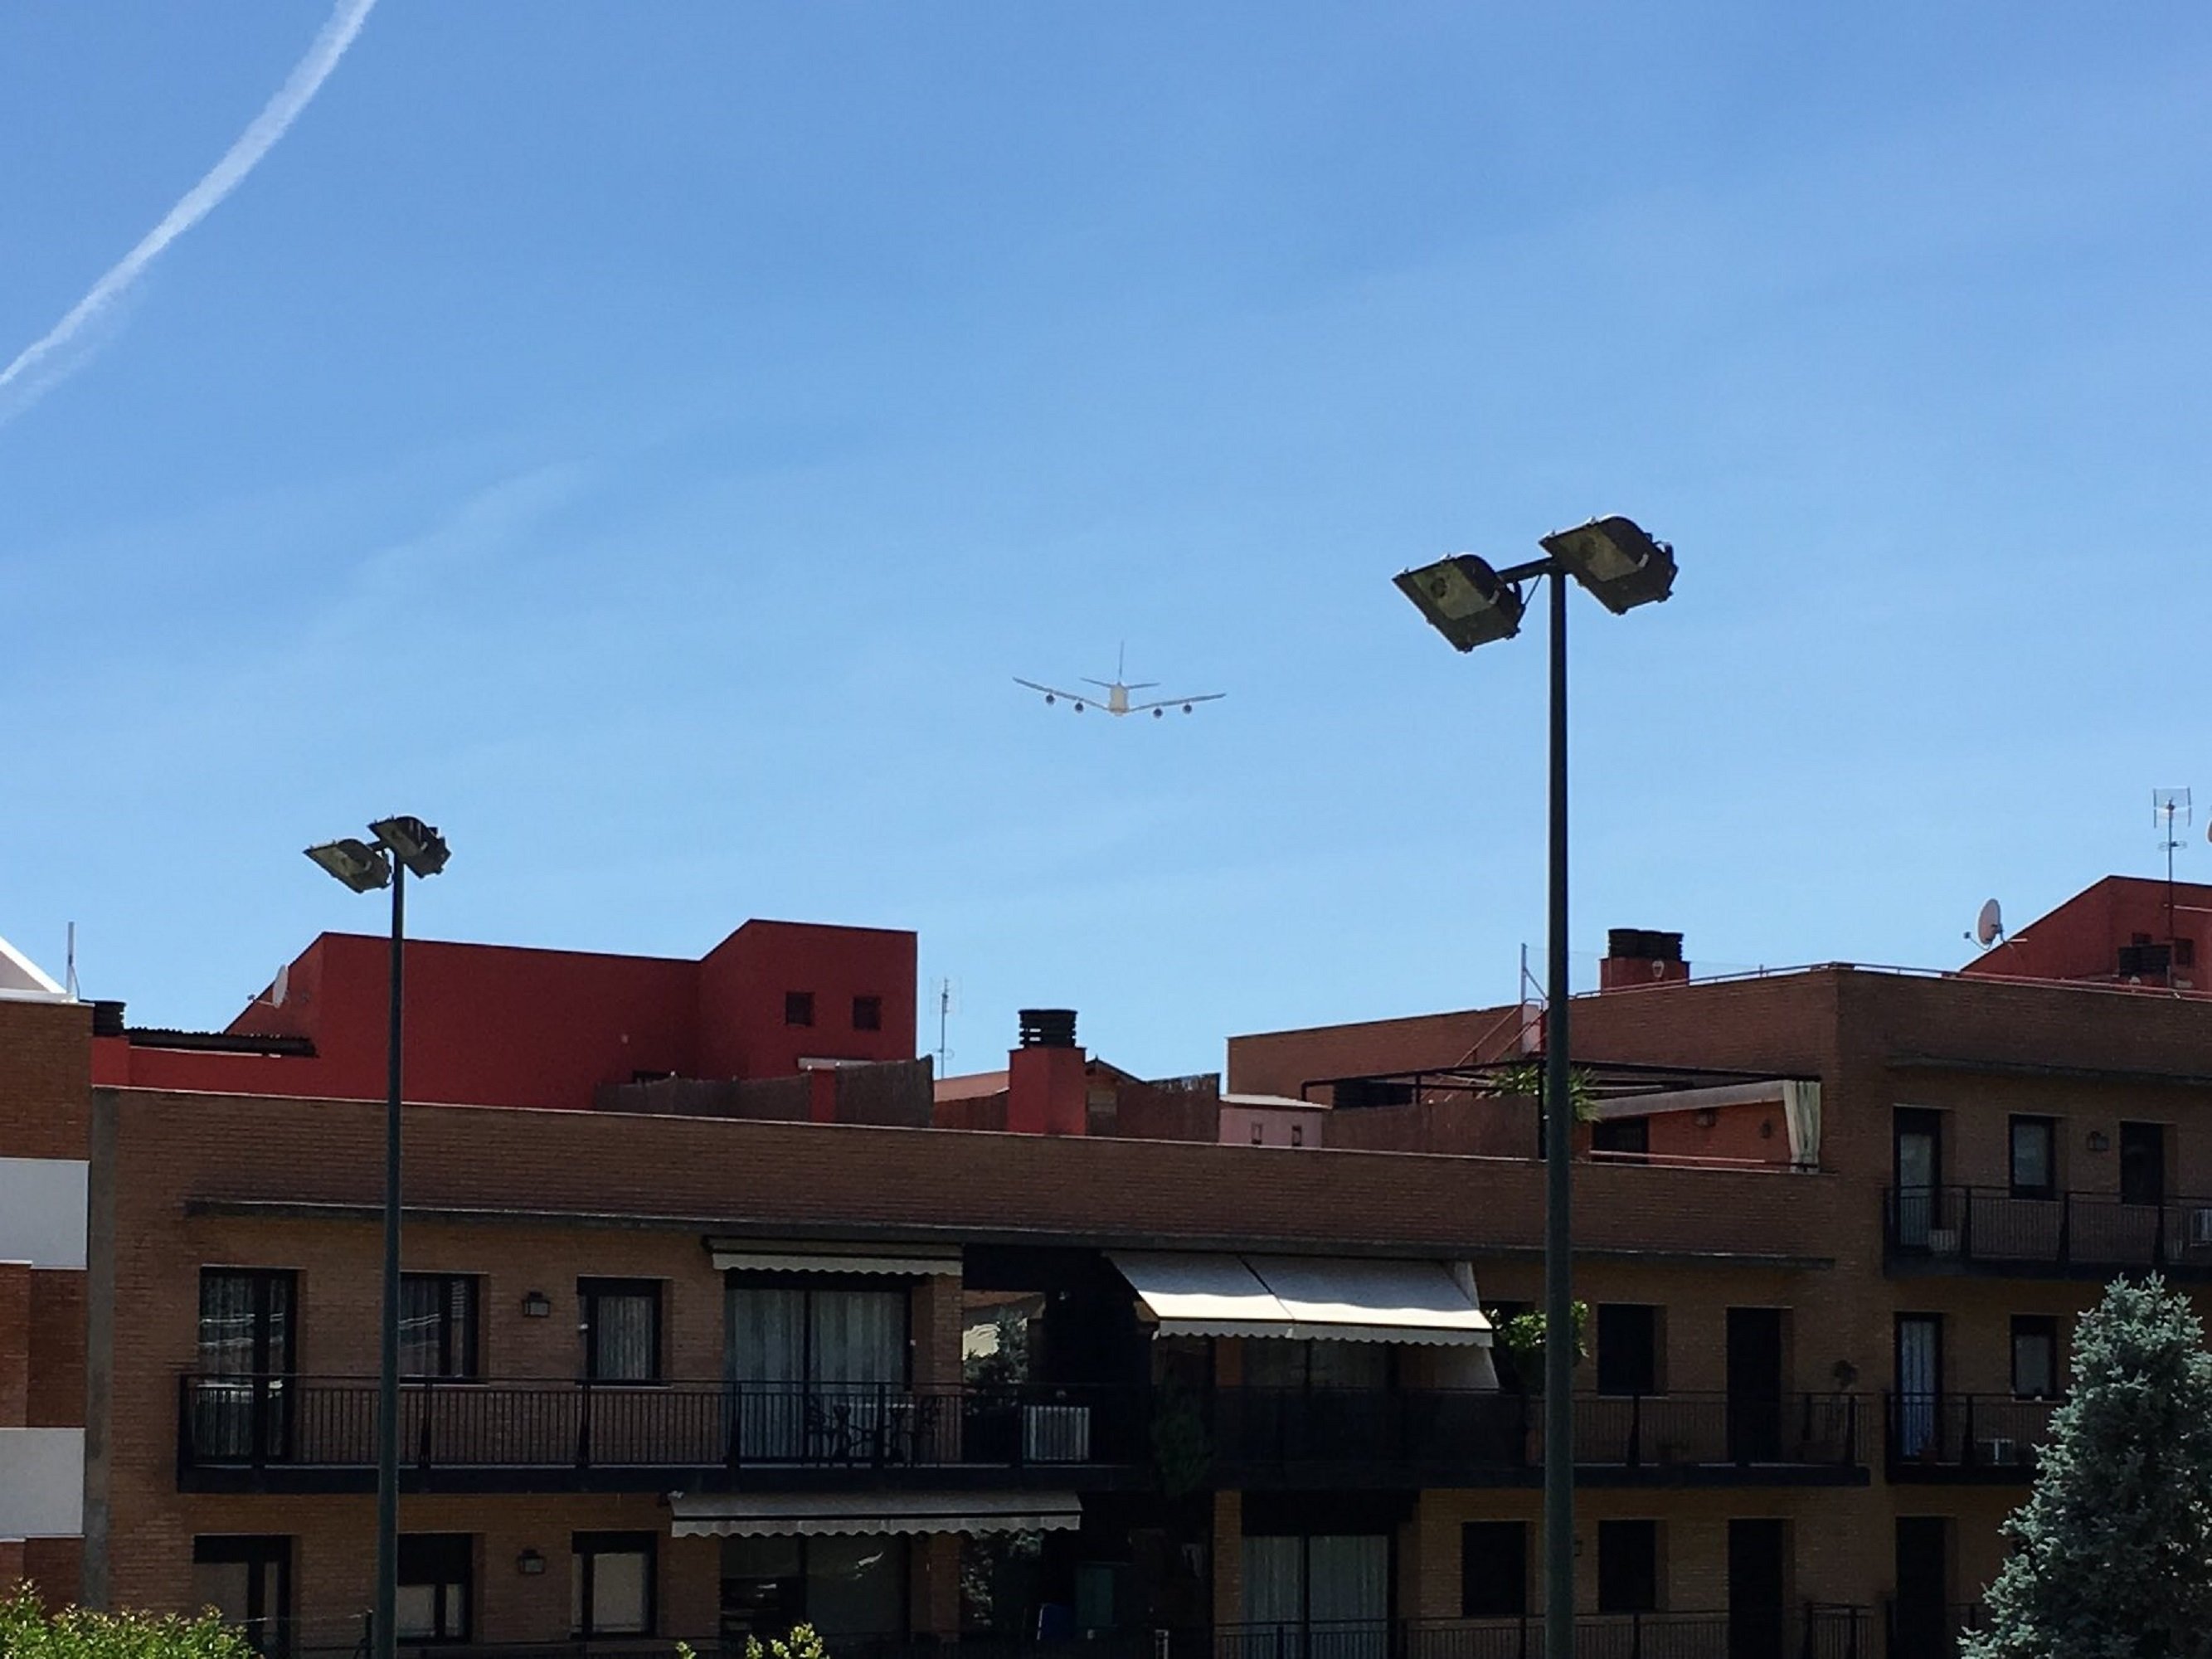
top-left (1209, 1389), bottom-right (1865, 1487)
top-left (1884, 1393), bottom-right (2056, 1482)
top-left (1884, 1185), bottom-right (2212, 1278)
top-left (270, 1613), bottom-right (1873, 1659)
top-left (177, 1376), bottom-right (1146, 1494)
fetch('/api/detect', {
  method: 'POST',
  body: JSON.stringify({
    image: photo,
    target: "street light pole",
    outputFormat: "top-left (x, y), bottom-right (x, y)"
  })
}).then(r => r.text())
top-left (1393, 517), bottom-right (1675, 1659)
top-left (373, 859), bottom-right (405, 1659)
top-left (305, 817), bottom-right (450, 1659)
top-left (1543, 569), bottom-right (1573, 1659)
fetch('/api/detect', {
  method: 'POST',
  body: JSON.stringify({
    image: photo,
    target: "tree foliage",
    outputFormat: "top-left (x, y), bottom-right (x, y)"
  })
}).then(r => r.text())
top-left (739, 1624), bottom-right (830, 1659)
top-left (1966, 1277), bottom-right (2212, 1659)
top-left (0, 1588), bottom-right (255, 1659)
top-left (1489, 1299), bottom-right (1588, 1389)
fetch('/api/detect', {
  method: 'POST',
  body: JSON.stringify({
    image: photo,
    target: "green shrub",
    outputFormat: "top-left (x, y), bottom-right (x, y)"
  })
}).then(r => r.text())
top-left (0, 1588), bottom-right (255, 1659)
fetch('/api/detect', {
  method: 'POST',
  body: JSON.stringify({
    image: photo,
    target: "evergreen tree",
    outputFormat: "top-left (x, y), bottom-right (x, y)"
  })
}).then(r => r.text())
top-left (1966, 1276), bottom-right (2212, 1659)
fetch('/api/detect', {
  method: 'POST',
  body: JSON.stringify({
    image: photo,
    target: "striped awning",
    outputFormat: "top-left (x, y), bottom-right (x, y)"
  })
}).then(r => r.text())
top-left (668, 1491), bottom-right (1082, 1539)
top-left (1109, 1252), bottom-right (1490, 1346)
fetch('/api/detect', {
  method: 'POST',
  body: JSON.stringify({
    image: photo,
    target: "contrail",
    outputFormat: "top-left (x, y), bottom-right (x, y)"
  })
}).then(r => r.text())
top-left (0, 0), bottom-right (377, 418)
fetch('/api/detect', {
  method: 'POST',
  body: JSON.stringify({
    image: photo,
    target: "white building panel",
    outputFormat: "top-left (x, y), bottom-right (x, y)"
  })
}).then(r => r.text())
top-left (0, 1157), bottom-right (90, 1269)
top-left (0, 1428), bottom-right (85, 1537)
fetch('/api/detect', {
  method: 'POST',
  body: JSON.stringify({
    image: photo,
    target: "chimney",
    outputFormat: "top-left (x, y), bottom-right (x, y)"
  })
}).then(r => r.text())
top-left (1600, 928), bottom-right (1689, 990)
top-left (1008, 1008), bottom-right (1087, 1136)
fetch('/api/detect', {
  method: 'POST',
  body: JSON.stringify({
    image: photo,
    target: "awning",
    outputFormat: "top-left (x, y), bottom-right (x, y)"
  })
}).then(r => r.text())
top-left (1109, 1253), bottom-right (1490, 1347)
top-left (709, 1240), bottom-right (960, 1277)
top-left (668, 1491), bottom-right (1082, 1539)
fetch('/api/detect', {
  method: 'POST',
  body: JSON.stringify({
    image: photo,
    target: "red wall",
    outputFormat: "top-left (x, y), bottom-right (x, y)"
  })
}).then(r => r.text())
top-left (95, 921), bottom-right (916, 1111)
top-left (1962, 875), bottom-right (2212, 990)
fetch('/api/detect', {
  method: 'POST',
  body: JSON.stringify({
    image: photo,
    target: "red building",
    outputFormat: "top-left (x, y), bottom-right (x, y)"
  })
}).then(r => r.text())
top-left (90, 920), bottom-right (917, 1112)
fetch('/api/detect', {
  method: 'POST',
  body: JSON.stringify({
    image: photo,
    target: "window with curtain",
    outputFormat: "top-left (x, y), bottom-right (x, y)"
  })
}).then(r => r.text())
top-left (727, 1282), bottom-right (908, 1461)
top-left (1241, 1534), bottom-right (1388, 1659)
top-left (581, 1280), bottom-right (662, 1383)
top-left (400, 1276), bottom-right (480, 1380)
top-left (396, 1534), bottom-right (473, 1642)
top-left (196, 1270), bottom-right (296, 1462)
top-left (574, 1532), bottom-right (656, 1636)
top-left (2011, 1316), bottom-right (2059, 1399)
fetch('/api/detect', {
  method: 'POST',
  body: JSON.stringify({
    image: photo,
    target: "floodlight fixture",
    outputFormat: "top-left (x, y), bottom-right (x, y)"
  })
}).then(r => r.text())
top-left (305, 837), bottom-right (393, 893)
top-left (1393, 553), bottom-right (1528, 652)
top-left (370, 815), bottom-right (451, 879)
top-left (1538, 514), bottom-right (1676, 615)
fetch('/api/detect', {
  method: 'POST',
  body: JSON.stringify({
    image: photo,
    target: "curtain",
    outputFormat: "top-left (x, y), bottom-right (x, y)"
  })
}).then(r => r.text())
top-left (1242, 1536), bottom-right (1305, 1629)
top-left (596, 1292), bottom-right (659, 1382)
top-left (198, 1272), bottom-right (257, 1373)
top-left (1245, 1340), bottom-right (1309, 1389)
top-left (1897, 1319), bottom-right (1939, 1457)
top-left (1306, 1343), bottom-right (1388, 1391)
top-left (1307, 1536), bottom-right (1389, 1659)
top-left (809, 1290), bottom-right (905, 1382)
top-left (399, 1277), bottom-right (442, 1378)
top-left (731, 1287), bottom-right (808, 1459)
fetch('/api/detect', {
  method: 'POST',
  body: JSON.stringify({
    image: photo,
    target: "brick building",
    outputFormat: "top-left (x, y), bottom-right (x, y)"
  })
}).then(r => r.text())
top-left (8, 879), bottom-right (2212, 1659)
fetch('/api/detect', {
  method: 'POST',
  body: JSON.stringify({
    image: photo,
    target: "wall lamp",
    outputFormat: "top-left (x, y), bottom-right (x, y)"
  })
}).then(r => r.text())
top-left (522, 1291), bottom-right (552, 1318)
top-left (518, 1550), bottom-right (546, 1576)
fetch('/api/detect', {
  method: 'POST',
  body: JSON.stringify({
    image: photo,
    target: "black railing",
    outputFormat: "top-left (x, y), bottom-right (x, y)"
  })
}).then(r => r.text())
top-left (1209, 1390), bottom-right (1861, 1477)
top-left (179, 1376), bottom-right (1139, 1477)
top-left (1884, 1602), bottom-right (1988, 1659)
top-left (1884, 1185), bottom-right (2212, 1275)
top-left (275, 1615), bottom-right (1869, 1659)
top-left (180, 1377), bottom-right (1864, 1486)
top-left (1213, 1610), bottom-right (1867, 1659)
top-left (1884, 1394), bottom-right (2055, 1478)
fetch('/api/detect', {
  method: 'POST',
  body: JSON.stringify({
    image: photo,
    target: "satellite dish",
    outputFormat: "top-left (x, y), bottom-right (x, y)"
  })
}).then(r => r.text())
top-left (1975, 898), bottom-right (2005, 948)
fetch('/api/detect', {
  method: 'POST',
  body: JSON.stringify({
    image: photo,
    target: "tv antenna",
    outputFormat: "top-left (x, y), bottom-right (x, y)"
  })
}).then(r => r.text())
top-left (934, 977), bottom-right (960, 1076)
top-left (1968, 898), bottom-right (2005, 951)
top-left (2155, 788), bottom-right (2192, 943)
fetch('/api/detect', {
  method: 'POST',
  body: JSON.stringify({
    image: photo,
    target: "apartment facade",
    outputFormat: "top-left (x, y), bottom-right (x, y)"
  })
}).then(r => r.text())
top-left (11, 877), bottom-right (2212, 1659)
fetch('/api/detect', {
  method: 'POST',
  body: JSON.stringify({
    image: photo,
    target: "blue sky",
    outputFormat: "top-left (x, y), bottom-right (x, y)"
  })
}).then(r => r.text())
top-left (3, 4), bottom-right (2210, 1078)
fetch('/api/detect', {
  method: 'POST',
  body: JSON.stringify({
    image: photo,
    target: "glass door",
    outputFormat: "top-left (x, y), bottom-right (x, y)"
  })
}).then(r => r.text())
top-left (1894, 1111), bottom-right (1942, 1249)
top-left (1894, 1316), bottom-right (1942, 1460)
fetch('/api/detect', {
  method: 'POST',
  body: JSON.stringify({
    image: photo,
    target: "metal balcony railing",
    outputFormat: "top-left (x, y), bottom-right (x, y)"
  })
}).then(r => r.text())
top-left (1208, 1390), bottom-right (1863, 1476)
top-left (177, 1376), bottom-right (1140, 1478)
top-left (1884, 1185), bottom-right (2212, 1275)
top-left (178, 1378), bottom-right (1864, 1487)
top-left (1884, 1393), bottom-right (2056, 1478)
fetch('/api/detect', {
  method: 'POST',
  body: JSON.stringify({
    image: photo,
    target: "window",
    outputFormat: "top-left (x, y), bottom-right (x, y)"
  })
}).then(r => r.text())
top-left (575, 1532), bottom-right (656, 1637)
top-left (785, 990), bottom-right (815, 1028)
top-left (2012, 1316), bottom-right (2059, 1399)
top-left (727, 1282), bottom-right (909, 1460)
top-left (400, 1276), bottom-right (480, 1380)
top-left (1597, 1520), bottom-right (1659, 1613)
top-left (1461, 1522), bottom-right (1526, 1618)
top-left (192, 1536), bottom-right (291, 1655)
top-left (396, 1535), bottom-right (472, 1643)
top-left (1591, 1117), bottom-right (1650, 1160)
top-left (851, 995), bottom-right (883, 1033)
top-left (198, 1269), bottom-right (296, 1375)
top-left (196, 1270), bottom-right (297, 1463)
top-left (581, 1279), bottom-right (662, 1382)
top-left (2009, 1117), bottom-right (2057, 1199)
top-left (1596, 1305), bottom-right (1661, 1396)
top-left (1242, 1533), bottom-right (1391, 1632)
top-left (1243, 1340), bottom-right (1389, 1391)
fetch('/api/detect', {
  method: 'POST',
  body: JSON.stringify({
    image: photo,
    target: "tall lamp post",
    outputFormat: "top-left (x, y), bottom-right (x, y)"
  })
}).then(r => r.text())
top-left (304, 816), bottom-right (452, 1659)
top-left (1394, 518), bottom-right (1675, 1659)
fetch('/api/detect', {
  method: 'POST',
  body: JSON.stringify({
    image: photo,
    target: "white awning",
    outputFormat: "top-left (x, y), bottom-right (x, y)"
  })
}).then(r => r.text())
top-left (668, 1491), bottom-right (1082, 1539)
top-left (1109, 1252), bottom-right (1490, 1347)
top-left (709, 1241), bottom-right (960, 1277)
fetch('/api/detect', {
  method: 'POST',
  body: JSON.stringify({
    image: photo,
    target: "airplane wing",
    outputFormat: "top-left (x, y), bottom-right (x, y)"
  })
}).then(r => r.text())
top-left (1127, 693), bottom-right (1227, 713)
top-left (1014, 678), bottom-right (1090, 703)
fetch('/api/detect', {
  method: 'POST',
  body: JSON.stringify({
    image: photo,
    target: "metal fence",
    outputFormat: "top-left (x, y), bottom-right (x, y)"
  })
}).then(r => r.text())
top-left (1885, 1185), bottom-right (2212, 1273)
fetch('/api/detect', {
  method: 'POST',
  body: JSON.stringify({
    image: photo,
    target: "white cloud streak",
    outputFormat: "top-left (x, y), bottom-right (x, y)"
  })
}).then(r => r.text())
top-left (0, 0), bottom-right (377, 421)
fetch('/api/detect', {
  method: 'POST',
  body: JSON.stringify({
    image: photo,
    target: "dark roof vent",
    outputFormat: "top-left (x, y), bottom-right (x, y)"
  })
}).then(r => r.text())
top-left (1018, 1008), bottom-right (1078, 1049)
top-left (91, 1000), bottom-right (127, 1038)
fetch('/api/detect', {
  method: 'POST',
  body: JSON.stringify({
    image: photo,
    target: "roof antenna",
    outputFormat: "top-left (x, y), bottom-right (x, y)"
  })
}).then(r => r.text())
top-left (935, 977), bottom-right (959, 1077)
top-left (2155, 788), bottom-right (2192, 946)
top-left (65, 922), bottom-right (79, 1000)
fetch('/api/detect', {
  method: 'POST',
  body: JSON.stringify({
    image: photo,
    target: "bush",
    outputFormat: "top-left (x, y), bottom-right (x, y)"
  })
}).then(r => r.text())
top-left (0, 1588), bottom-right (255, 1659)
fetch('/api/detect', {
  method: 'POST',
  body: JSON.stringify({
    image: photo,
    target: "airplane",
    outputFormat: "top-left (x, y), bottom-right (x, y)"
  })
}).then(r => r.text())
top-left (1015, 646), bottom-right (1225, 718)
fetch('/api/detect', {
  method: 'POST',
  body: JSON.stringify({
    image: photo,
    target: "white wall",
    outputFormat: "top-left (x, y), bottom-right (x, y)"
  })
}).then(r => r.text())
top-left (0, 1156), bottom-right (89, 1270)
top-left (0, 1427), bottom-right (85, 1537)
